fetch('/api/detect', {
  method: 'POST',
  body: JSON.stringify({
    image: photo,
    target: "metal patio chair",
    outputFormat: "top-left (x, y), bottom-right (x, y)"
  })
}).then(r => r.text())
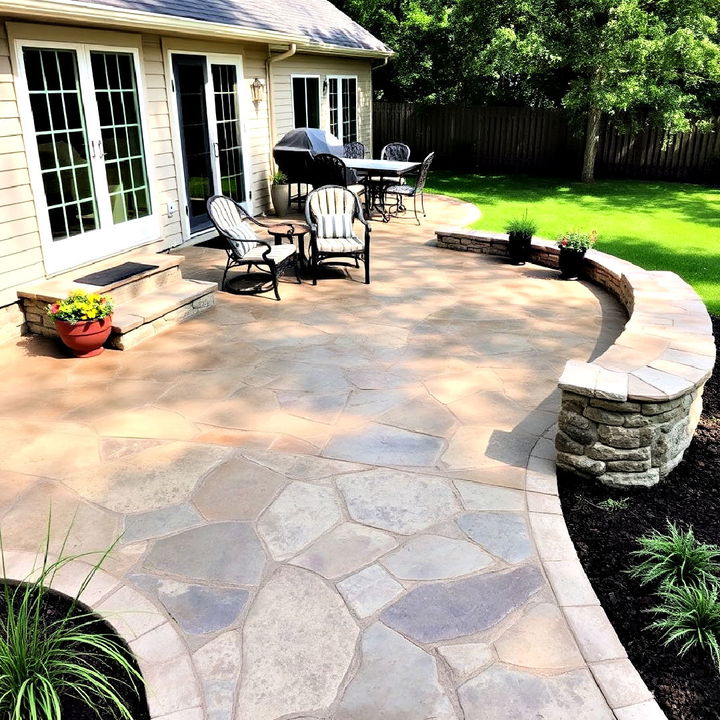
top-left (380, 142), bottom-right (411, 162)
top-left (343, 141), bottom-right (366, 159)
top-left (385, 151), bottom-right (435, 225)
top-left (207, 195), bottom-right (299, 300)
top-left (312, 153), bottom-right (366, 197)
top-left (305, 185), bottom-right (371, 285)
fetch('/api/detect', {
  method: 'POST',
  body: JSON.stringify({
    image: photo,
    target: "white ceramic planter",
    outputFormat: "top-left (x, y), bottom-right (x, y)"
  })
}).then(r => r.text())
top-left (271, 184), bottom-right (290, 217)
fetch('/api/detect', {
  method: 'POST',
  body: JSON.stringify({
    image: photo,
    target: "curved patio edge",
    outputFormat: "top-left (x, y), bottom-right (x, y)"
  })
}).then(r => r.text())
top-left (0, 551), bottom-right (202, 720)
top-left (435, 226), bottom-right (715, 488)
top-left (525, 434), bottom-right (668, 720)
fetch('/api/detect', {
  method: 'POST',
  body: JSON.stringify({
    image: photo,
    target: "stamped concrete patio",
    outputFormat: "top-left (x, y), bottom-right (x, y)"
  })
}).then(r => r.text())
top-left (0, 195), bottom-right (629, 719)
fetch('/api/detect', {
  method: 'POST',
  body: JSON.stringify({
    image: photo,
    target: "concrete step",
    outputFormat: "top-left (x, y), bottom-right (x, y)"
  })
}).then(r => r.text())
top-left (108, 279), bottom-right (217, 350)
top-left (17, 251), bottom-right (217, 350)
top-left (17, 253), bottom-right (185, 306)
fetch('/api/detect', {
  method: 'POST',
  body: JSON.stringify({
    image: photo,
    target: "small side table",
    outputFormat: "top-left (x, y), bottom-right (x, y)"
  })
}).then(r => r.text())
top-left (266, 222), bottom-right (310, 268)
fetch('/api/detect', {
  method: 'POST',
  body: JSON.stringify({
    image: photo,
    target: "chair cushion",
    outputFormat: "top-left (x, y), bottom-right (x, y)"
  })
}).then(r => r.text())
top-left (317, 213), bottom-right (354, 239)
top-left (225, 221), bottom-right (260, 257)
top-left (316, 235), bottom-right (363, 253)
top-left (244, 243), bottom-right (297, 263)
top-left (385, 184), bottom-right (415, 196)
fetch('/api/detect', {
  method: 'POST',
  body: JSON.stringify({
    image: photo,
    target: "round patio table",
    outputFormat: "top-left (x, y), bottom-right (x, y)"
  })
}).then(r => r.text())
top-left (267, 222), bottom-right (310, 269)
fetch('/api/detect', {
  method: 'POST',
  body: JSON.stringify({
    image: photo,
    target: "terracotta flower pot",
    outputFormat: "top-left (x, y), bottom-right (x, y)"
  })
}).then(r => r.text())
top-left (507, 231), bottom-right (533, 265)
top-left (558, 247), bottom-right (586, 280)
top-left (54, 316), bottom-right (113, 358)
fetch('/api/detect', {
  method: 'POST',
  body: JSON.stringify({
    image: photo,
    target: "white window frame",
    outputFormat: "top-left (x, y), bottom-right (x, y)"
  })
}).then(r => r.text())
top-left (290, 74), bottom-right (321, 130)
top-left (166, 50), bottom-right (253, 241)
top-left (326, 74), bottom-right (359, 145)
top-left (13, 38), bottom-right (158, 274)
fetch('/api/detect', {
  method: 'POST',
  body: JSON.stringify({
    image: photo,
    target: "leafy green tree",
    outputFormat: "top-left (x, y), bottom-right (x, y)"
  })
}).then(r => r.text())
top-left (471, 0), bottom-right (720, 180)
top-left (335, 0), bottom-right (720, 181)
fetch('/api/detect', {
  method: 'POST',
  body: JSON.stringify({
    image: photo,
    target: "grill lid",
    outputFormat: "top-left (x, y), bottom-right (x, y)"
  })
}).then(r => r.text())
top-left (274, 127), bottom-right (344, 156)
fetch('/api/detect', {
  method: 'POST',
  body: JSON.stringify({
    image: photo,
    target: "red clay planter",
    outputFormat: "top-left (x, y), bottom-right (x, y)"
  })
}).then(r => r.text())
top-left (55, 316), bottom-right (113, 358)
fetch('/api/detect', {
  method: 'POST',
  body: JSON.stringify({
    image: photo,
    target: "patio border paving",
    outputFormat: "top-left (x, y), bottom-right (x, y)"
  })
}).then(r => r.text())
top-left (525, 431), bottom-right (667, 719)
top-left (1, 551), bottom-right (202, 719)
top-left (435, 226), bottom-right (714, 488)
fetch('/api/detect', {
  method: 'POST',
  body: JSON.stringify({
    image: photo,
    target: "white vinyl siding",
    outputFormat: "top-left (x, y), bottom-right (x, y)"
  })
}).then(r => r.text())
top-left (272, 54), bottom-right (373, 152)
top-left (0, 22), bottom-right (44, 307)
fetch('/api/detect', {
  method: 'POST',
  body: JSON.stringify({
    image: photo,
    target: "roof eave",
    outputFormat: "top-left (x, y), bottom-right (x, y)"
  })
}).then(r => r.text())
top-left (2, 0), bottom-right (393, 57)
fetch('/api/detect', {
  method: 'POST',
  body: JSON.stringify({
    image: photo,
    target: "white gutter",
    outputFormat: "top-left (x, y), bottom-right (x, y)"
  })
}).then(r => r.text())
top-left (266, 43), bottom-right (297, 172)
top-left (0, 0), bottom-right (393, 57)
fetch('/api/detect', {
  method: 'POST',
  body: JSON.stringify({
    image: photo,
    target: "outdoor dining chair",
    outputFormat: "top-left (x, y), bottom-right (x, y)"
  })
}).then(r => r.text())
top-left (312, 153), bottom-right (366, 198)
top-left (380, 142), bottom-right (411, 162)
top-left (343, 141), bottom-right (366, 159)
top-left (206, 195), bottom-right (299, 301)
top-left (305, 185), bottom-right (371, 285)
top-left (385, 151), bottom-right (435, 225)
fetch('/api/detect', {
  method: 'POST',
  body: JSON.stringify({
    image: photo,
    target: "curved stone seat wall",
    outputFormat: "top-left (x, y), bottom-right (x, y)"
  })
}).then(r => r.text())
top-left (435, 227), bottom-right (716, 487)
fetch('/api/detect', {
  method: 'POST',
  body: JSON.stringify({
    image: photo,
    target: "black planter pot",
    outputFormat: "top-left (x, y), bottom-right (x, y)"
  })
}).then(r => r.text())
top-left (558, 247), bottom-right (587, 280)
top-left (507, 231), bottom-right (532, 265)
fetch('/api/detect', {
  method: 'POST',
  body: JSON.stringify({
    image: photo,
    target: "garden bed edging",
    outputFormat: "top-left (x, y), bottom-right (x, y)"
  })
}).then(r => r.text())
top-left (1, 551), bottom-right (203, 719)
top-left (435, 227), bottom-right (715, 488)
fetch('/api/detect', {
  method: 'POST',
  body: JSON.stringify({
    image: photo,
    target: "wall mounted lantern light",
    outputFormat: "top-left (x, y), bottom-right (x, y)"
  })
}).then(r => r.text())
top-left (250, 77), bottom-right (265, 103)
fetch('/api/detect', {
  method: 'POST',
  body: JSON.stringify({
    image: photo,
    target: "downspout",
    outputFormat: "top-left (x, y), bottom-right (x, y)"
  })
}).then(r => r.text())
top-left (266, 43), bottom-right (297, 171)
top-left (369, 57), bottom-right (389, 155)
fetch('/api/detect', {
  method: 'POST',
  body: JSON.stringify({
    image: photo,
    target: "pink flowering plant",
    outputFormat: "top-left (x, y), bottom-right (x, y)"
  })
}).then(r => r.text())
top-left (557, 230), bottom-right (598, 251)
top-left (46, 290), bottom-right (114, 324)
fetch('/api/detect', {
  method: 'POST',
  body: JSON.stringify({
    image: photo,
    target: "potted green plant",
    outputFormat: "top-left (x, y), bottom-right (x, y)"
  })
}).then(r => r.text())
top-left (47, 290), bottom-right (114, 358)
top-left (556, 230), bottom-right (597, 280)
top-left (270, 169), bottom-right (289, 218)
top-left (505, 212), bottom-right (538, 265)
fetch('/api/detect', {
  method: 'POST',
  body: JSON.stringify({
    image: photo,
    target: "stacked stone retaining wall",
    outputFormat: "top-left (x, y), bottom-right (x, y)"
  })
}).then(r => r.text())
top-left (435, 227), bottom-right (715, 488)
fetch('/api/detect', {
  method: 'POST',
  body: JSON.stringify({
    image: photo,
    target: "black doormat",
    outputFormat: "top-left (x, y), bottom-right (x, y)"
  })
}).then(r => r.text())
top-left (75, 262), bottom-right (159, 286)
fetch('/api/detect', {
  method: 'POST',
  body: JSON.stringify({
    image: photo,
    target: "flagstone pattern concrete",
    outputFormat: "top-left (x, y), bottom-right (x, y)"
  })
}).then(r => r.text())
top-left (0, 194), bottom-right (655, 718)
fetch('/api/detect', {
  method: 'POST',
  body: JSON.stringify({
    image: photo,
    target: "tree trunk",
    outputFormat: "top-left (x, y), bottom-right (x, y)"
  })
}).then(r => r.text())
top-left (581, 106), bottom-right (602, 182)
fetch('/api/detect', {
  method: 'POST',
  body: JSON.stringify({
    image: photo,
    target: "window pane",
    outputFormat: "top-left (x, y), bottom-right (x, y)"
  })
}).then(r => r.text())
top-left (212, 63), bottom-right (246, 203)
top-left (342, 78), bottom-right (358, 143)
top-left (91, 51), bottom-right (151, 224)
top-left (329, 78), bottom-right (339, 138)
top-left (23, 47), bottom-right (98, 240)
top-left (292, 77), bottom-right (307, 128)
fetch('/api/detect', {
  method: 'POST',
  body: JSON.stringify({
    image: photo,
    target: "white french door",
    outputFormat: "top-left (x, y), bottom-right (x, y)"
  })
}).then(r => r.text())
top-left (328, 75), bottom-right (358, 144)
top-left (171, 53), bottom-right (251, 235)
top-left (16, 41), bottom-right (156, 273)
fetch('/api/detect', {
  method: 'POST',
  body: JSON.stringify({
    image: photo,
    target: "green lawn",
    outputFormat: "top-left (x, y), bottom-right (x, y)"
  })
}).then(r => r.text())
top-left (426, 172), bottom-right (720, 313)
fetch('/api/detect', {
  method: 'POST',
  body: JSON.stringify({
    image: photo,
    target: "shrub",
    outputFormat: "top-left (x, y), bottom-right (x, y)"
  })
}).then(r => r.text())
top-left (556, 230), bottom-right (597, 251)
top-left (649, 582), bottom-right (720, 670)
top-left (269, 169), bottom-right (288, 186)
top-left (629, 522), bottom-right (720, 589)
top-left (504, 211), bottom-right (537, 236)
top-left (46, 290), bottom-right (113, 324)
top-left (0, 523), bottom-right (143, 719)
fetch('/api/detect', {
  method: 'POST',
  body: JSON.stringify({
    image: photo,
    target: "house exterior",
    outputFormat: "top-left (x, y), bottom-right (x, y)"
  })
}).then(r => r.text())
top-left (0, 0), bottom-right (391, 341)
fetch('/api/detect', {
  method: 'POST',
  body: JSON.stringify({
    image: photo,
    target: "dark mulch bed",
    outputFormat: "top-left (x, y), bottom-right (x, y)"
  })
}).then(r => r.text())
top-left (559, 314), bottom-right (720, 720)
top-left (0, 584), bottom-right (150, 720)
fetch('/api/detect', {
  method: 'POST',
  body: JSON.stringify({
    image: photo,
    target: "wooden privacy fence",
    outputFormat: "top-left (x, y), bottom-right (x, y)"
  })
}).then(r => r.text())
top-left (373, 102), bottom-right (720, 182)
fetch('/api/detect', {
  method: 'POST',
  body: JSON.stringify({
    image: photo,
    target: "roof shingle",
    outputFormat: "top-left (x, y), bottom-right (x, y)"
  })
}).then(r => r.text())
top-left (79, 0), bottom-right (391, 54)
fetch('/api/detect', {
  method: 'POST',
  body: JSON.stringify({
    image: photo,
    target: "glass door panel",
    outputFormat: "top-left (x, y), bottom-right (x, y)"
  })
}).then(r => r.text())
top-left (172, 54), bottom-right (214, 231)
top-left (211, 64), bottom-right (246, 205)
top-left (23, 47), bottom-right (98, 240)
top-left (90, 51), bottom-right (152, 225)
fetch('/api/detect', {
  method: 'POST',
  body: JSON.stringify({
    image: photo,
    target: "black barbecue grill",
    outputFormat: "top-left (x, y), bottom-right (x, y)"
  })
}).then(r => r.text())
top-left (273, 128), bottom-right (344, 209)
